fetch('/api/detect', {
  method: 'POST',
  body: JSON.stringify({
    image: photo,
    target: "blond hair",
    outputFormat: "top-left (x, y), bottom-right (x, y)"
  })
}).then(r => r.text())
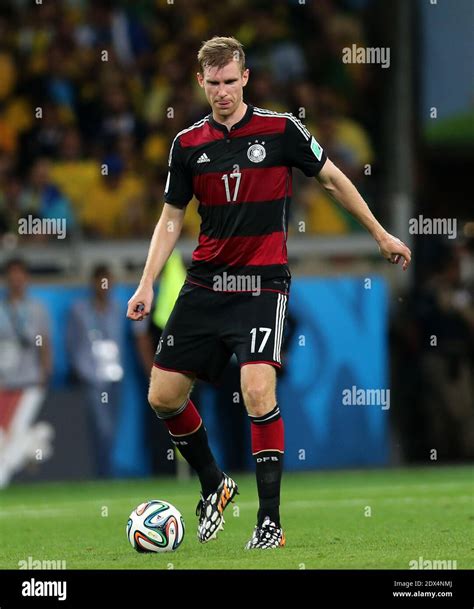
top-left (197, 36), bottom-right (245, 73)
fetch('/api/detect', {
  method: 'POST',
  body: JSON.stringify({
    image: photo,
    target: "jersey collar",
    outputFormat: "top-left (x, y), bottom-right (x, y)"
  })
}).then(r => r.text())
top-left (208, 103), bottom-right (254, 134)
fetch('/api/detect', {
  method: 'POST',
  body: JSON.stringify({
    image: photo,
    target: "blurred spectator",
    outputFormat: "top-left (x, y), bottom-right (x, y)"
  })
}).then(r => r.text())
top-left (99, 85), bottom-right (144, 151)
top-left (80, 154), bottom-right (146, 238)
top-left (76, 0), bottom-right (152, 70)
top-left (49, 126), bottom-right (98, 220)
top-left (18, 157), bottom-right (76, 241)
top-left (19, 103), bottom-right (65, 172)
top-left (66, 263), bottom-right (124, 477)
top-left (0, 258), bottom-right (52, 389)
top-left (41, 42), bottom-right (78, 114)
top-left (415, 248), bottom-right (474, 459)
top-left (313, 88), bottom-right (374, 177)
top-left (0, 257), bottom-right (53, 487)
top-left (391, 240), bottom-right (474, 461)
top-left (248, 70), bottom-right (286, 112)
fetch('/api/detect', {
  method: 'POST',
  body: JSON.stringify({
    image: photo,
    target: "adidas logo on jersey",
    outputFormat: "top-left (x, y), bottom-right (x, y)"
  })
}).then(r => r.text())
top-left (197, 153), bottom-right (210, 163)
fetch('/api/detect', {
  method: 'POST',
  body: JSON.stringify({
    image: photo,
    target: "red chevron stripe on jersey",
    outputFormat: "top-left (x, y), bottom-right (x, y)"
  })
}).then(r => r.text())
top-left (180, 119), bottom-right (225, 147)
top-left (192, 232), bottom-right (287, 266)
top-left (193, 166), bottom-right (292, 206)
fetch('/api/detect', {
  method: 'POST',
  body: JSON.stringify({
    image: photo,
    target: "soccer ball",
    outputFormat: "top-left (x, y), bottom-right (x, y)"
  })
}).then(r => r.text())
top-left (127, 500), bottom-right (185, 553)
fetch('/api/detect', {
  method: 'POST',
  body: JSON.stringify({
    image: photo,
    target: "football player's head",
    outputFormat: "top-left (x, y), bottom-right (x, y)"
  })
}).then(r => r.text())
top-left (197, 36), bottom-right (249, 118)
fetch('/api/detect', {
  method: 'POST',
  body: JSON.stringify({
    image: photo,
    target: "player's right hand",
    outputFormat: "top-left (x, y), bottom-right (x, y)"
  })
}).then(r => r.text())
top-left (127, 284), bottom-right (154, 321)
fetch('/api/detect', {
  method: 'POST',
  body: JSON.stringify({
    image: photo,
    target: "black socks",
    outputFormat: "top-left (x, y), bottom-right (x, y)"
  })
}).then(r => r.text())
top-left (170, 423), bottom-right (223, 497)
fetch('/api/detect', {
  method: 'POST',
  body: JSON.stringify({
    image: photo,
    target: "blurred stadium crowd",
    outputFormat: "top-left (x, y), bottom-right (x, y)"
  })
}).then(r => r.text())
top-left (0, 0), bottom-right (376, 243)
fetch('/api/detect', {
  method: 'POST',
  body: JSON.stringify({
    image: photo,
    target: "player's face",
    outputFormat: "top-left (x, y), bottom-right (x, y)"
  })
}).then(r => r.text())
top-left (197, 61), bottom-right (249, 119)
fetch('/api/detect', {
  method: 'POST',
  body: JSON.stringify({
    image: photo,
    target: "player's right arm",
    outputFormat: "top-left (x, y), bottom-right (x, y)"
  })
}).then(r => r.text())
top-left (126, 203), bottom-right (185, 320)
top-left (127, 135), bottom-right (193, 321)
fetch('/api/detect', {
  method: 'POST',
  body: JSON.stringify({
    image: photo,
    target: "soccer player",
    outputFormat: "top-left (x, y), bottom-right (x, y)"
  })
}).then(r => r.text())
top-left (127, 36), bottom-right (411, 549)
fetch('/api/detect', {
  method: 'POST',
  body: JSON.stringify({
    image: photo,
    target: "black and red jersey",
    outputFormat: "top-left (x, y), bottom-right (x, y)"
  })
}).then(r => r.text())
top-left (164, 104), bottom-right (327, 290)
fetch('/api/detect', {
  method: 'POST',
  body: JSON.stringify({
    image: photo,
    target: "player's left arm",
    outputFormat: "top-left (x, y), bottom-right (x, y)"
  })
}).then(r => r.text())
top-left (316, 159), bottom-right (412, 270)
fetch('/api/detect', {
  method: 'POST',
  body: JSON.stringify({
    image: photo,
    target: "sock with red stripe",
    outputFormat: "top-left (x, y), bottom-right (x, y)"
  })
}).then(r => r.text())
top-left (249, 404), bottom-right (284, 527)
top-left (157, 398), bottom-right (222, 497)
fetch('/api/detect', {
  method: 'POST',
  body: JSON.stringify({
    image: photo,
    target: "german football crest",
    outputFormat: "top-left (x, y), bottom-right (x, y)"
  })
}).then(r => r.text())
top-left (247, 140), bottom-right (266, 163)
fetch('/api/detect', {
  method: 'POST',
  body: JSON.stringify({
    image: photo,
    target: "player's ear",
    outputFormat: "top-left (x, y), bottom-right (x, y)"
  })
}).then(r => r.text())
top-left (242, 68), bottom-right (249, 87)
top-left (196, 72), bottom-right (204, 88)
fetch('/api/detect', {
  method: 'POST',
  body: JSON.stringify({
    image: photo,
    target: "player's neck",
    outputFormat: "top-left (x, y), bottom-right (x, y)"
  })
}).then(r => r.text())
top-left (212, 102), bottom-right (247, 132)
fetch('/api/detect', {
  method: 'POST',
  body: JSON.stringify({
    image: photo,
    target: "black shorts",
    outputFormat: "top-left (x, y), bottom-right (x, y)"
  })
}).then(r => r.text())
top-left (153, 280), bottom-right (290, 384)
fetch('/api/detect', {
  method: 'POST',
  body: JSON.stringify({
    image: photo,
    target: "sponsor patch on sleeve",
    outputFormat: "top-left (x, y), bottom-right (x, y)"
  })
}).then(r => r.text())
top-left (310, 137), bottom-right (323, 161)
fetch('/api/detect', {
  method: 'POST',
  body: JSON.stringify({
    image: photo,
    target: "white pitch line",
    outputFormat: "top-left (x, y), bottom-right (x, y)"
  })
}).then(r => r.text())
top-left (0, 495), bottom-right (471, 518)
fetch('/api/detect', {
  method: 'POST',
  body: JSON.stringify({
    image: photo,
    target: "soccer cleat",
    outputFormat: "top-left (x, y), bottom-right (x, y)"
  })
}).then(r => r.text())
top-left (195, 473), bottom-right (239, 543)
top-left (244, 516), bottom-right (286, 549)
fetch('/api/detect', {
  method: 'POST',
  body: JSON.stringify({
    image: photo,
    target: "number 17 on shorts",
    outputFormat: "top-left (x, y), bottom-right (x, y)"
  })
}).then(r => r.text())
top-left (241, 292), bottom-right (288, 368)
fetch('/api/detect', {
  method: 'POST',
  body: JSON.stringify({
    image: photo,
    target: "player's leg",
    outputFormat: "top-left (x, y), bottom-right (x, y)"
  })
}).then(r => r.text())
top-left (241, 362), bottom-right (286, 549)
top-left (150, 317), bottom-right (239, 543)
top-left (151, 283), bottom-right (241, 541)
top-left (148, 366), bottom-right (223, 498)
top-left (227, 288), bottom-right (290, 548)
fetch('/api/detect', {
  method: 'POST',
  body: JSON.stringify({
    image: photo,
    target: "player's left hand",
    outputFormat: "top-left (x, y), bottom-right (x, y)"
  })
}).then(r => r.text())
top-left (377, 232), bottom-right (412, 271)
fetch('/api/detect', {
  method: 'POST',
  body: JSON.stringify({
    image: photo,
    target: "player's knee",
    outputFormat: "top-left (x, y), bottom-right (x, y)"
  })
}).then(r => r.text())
top-left (242, 382), bottom-right (274, 415)
top-left (147, 385), bottom-right (182, 416)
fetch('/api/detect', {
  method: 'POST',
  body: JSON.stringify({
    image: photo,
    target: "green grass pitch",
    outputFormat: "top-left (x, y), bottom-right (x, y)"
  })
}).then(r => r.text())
top-left (0, 466), bottom-right (472, 569)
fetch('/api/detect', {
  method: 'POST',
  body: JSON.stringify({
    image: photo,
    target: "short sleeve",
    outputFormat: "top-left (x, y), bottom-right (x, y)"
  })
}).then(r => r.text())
top-left (284, 115), bottom-right (327, 177)
top-left (163, 137), bottom-right (193, 208)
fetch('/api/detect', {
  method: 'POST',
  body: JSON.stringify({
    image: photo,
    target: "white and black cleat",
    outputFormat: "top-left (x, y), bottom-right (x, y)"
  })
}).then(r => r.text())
top-left (245, 516), bottom-right (286, 549)
top-left (195, 473), bottom-right (239, 543)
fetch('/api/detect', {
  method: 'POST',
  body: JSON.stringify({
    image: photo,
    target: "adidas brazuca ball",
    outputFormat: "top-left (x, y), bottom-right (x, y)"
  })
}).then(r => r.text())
top-left (127, 500), bottom-right (185, 553)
